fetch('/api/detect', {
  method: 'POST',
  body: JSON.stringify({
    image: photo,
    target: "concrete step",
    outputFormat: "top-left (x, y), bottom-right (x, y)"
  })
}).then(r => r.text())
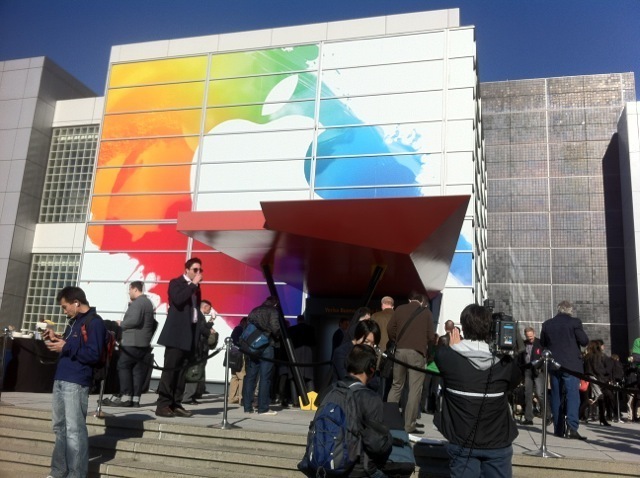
top-left (0, 444), bottom-right (299, 478)
top-left (0, 444), bottom-right (50, 478)
top-left (0, 406), bottom-right (307, 451)
top-left (0, 409), bottom-right (304, 478)
top-left (512, 454), bottom-right (640, 477)
top-left (2, 406), bottom-right (638, 478)
top-left (0, 431), bottom-right (302, 477)
top-left (88, 434), bottom-right (302, 471)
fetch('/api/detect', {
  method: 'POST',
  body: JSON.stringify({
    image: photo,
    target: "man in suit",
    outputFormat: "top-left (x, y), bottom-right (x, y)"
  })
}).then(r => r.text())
top-left (540, 300), bottom-right (589, 439)
top-left (519, 326), bottom-right (551, 425)
top-left (155, 257), bottom-right (203, 418)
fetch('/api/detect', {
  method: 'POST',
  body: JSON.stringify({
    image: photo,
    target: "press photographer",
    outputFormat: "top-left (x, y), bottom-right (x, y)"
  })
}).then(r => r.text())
top-left (434, 303), bottom-right (521, 478)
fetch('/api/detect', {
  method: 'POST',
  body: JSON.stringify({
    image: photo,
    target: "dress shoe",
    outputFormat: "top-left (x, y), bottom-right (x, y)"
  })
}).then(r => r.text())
top-left (155, 406), bottom-right (175, 418)
top-left (116, 400), bottom-right (133, 407)
top-left (599, 419), bottom-right (611, 426)
top-left (101, 397), bottom-right (121, 407)
top-left (173, 407), bottom-right (193, 418)
top-left (566, 428), bottom-right (587, 441)
top-left (521, 420), bottom-right (534, 425)
top-left (185, 399), bottom-right (200, 405)
top-left (406, 428), bottom-right (423, 434)
top-left (415, 423), bottom-right (424, 428)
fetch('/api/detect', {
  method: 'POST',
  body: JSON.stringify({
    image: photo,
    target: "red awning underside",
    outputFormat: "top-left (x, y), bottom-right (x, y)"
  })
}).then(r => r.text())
top-left (177, 196), bottom-right (470, 298)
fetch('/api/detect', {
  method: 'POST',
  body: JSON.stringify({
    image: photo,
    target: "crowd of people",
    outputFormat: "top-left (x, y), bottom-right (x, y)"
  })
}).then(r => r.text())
top-left (37, 267), bottom-right (640, 478)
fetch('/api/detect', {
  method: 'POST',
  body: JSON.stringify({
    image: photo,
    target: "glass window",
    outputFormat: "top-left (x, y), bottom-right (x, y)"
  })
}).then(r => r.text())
top-left (23, 254), bottom-right (81, 333)
top-left (207, 72), bottom-right (317, 107)
top-left (109, 56), bottom-right (208, 88)
top-left (105, 82), bottom-right (206, 113)
top-left (39, 126), bottom-right (98, 223)
top-left (209, 45), bottom-right (319, 79)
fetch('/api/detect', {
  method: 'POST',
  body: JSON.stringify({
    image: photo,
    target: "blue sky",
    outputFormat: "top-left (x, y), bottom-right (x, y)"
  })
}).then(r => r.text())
top-left (0, 0), bottom-right (638, 96)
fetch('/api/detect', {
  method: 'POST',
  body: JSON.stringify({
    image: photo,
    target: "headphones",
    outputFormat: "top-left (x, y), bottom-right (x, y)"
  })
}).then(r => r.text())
top-left (361, 345), bottom-right (378, 377)
top-left (365, 355), bottom-right (377, 377)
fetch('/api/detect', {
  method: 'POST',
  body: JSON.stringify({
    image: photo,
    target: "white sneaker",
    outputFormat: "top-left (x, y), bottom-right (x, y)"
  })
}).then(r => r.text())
top-left (258, 410), bottom-right (278, 416)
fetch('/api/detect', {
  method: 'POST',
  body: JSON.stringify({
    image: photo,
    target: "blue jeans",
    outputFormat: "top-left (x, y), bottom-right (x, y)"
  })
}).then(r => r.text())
top-left (549, 370), bottom-right (580, 434)
top-left (243, 345), bottom-right (274, 413)
top-left (447, 444), bottom-right (513, 478)
top-left (50, 380), bottom-right (90, 478)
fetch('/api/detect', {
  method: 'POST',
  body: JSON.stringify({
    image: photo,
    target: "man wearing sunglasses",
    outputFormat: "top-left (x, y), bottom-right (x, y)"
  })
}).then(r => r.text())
top-left (156, 257), bottom-right (204, 418)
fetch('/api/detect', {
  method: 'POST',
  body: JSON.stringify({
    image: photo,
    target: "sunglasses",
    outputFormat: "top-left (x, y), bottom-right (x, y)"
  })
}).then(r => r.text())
top-left (191, 267), bottom-right (203, 273)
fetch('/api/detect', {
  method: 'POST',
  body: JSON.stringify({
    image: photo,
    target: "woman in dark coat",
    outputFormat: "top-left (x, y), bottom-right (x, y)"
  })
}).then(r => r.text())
top-left (581, 340), bottom-right (610, 426)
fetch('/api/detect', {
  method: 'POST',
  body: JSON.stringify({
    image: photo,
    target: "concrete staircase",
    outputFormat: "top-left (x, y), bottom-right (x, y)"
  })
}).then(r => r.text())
top-left (1, 406), bottom-right (638, 478)
top-left (0, 406), bottom-right (306, 478)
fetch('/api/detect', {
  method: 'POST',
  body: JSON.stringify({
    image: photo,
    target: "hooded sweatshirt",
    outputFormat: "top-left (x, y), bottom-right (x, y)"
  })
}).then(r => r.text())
top-left (434, 340), bottom-right (521, 449)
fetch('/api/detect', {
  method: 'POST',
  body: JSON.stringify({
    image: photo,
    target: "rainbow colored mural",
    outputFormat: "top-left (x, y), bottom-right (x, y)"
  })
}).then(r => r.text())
top-left (80, 35), bottom-right (475, 381)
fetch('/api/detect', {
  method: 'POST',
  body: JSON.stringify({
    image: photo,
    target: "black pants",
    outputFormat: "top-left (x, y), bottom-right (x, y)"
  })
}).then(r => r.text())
top-left (117, 345), bottom-right (151, 398)
top-left (157, 347), bottom-right (189, 409)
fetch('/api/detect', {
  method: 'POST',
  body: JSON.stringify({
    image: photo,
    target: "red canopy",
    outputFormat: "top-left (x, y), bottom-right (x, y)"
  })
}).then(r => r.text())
top-left (177, 196), bottom-right (470, 298)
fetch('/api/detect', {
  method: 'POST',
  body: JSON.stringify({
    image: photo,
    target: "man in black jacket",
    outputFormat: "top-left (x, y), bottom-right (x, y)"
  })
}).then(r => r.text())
top-left (342, 344), bottom-right (392, 478)
top-left (519, 327), bottom-right (551, 425)
top-left (155, 257), bottom-right (203, 418)
top-left (540, 300), bottom-right (589, 439)
top-left (242, 296), bottom-right (281, 415)
top-left (300, 344), bottom-right (392, 478)
top-left (435, 304), bottom-right (521, 478)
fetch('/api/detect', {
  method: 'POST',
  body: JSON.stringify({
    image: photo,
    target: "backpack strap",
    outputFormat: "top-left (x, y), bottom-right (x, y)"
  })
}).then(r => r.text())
top-left (80, 315), bottom-right (94, 344)
top-left (339, 380), bottom-right (366, 434)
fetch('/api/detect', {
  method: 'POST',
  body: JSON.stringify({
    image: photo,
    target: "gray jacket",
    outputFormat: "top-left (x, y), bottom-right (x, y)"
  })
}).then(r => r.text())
top-left (121, 294), bottom-right (157, 347)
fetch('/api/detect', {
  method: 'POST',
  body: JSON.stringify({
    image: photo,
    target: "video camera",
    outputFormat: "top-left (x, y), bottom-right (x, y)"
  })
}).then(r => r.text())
top-left (484, 299), bottom-right (517, 356)
top-left (490, 312), bottom-right (517, 355)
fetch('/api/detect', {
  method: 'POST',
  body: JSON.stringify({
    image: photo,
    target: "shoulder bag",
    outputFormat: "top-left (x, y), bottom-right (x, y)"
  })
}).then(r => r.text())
top-left (239, 322), bottom-right (270, 355)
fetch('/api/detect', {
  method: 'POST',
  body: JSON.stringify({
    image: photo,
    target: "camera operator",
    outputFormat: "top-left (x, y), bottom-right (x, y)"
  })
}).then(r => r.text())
top-left (434, 304), bottom-right (521, 478)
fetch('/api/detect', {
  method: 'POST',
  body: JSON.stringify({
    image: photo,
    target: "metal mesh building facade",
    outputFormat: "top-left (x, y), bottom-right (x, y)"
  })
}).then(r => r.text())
top-left (482, 73), bottom-right (636, 352)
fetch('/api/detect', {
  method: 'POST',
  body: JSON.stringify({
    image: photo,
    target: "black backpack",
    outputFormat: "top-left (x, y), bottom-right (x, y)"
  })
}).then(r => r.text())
top-left (298, 380), bottom-right (364, 476)
top-left (81, 315), bottom-right (116, 382)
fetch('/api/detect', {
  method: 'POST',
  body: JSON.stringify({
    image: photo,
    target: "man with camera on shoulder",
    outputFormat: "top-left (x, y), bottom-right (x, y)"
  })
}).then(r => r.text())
top-left (434, 304), bottom-right (521, 478)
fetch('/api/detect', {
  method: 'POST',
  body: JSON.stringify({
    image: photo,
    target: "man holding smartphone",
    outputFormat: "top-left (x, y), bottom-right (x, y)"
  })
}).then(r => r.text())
top-left (155, 258), bottom-right (203, 418)
top-left (44, 286), bottom-right (106, 478)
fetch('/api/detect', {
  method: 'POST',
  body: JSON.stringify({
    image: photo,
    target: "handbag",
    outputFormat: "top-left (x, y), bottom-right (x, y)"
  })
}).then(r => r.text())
top-left (239, 322), bottom-right (270, 355)
top-left (379, 306), bottom-right (425, 379)
top-left (579, 379), bottom-right (589, 392)
top-left (207, 331), bottom-right (219, 349)
top-left (223, 344), bottom-right (244, 373)
top-left (185, 362), bottom-right (205, 383)
top-left (379, 341), bottom-right (396, 379)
